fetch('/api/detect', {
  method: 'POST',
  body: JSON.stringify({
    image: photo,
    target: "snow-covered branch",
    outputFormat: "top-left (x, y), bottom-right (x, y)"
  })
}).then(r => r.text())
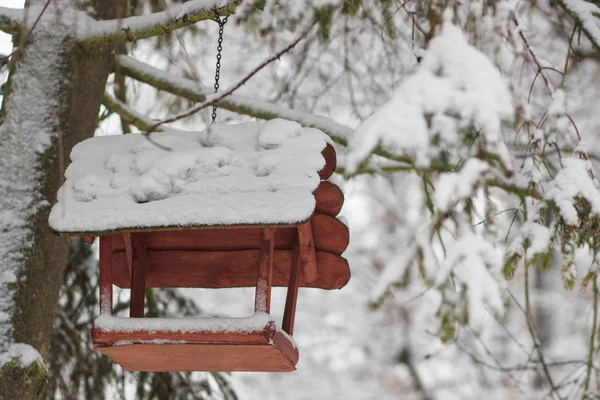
top-left (103, 93), bottom-right (169, 132)
top-left (0, 6), bottom-right (23, 34)
top-left (117, 55), bottom-right (353, 143)
top-left (556, 0), bottom-right (600, 52)
top-left (82, 0), bottom-right (238, 45)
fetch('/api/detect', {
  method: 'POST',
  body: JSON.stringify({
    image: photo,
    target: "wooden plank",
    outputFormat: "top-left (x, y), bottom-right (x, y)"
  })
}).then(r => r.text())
top-left (314, 181), bottom-right (344, 216)
top-left (111, 250), bottom-right (350, 290)
top-left (123, 233), bottom-right (133, 276)
top-left (99, 236), bottom-right (113, 315)
top-left (254, 228), bottom-right (275, 313)
top-left (97, 342), bottom-right (297, 372)
top-left (273, 330), bottom-right (300, 365)
top-left (272, 258), bottom-right (290, 281)
top-left (83, 236), bottom-right (95, 244)
top-left (282, 239), bottom-right (300, 335)
top-left (107, 214), bottom-right (347, 255)
top-left (311, 213), bottom-right (349, 255)
top-left (53, 221), bottom-right (302, 238)
top-left (297, 221), bottom-right (318, 283)
top-left (92, 325), bottom-right (273, 346)
top-left (109, 228), bottom-right (295, 252)
top-left (94, 321), bottom-right (298, 372)
top-left (319, 144), bottom-right (336, 179)
top-left (129, 236), bottom-right (147, 318)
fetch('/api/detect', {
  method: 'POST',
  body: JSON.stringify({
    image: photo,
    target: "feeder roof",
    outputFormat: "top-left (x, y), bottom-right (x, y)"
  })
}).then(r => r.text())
top-left (49, 119), bottom-right (332, 235)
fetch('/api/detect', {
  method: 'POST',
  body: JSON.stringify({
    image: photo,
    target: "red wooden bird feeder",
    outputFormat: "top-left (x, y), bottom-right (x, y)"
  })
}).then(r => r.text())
top-left (49, 119), bottom-right (349, 372)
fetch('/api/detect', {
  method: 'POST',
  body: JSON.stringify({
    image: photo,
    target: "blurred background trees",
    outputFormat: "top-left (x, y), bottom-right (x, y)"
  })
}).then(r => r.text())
top-left (2, 0), bottom-right (600, 398)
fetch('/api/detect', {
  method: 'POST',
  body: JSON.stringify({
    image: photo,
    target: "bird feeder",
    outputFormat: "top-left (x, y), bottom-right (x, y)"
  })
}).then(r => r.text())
top-left (49, 119), bottom-right (350, 372)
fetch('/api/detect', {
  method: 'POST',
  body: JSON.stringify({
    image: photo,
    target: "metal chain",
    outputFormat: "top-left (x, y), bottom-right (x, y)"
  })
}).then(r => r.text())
top-left (409, 10), bottom-right (421, 63)
top-left (211, 15), bottom-right (228, 123)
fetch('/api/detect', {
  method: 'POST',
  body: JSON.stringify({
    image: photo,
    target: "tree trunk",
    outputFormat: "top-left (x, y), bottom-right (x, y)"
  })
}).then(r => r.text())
top-left (0, 1), bottom-right (123, 398)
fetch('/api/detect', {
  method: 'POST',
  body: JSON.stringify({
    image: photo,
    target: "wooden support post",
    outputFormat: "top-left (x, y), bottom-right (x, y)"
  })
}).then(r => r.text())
top-left (297, 220), bottom-right (318, 283)
top-left (122, 233), bottom-right (133, 278)
top-left (282, 237), bottom-right (300, 335)
top-left (254, 228), bottom-right (275, 313)
top-left (99, 236), bottom-right (113, 315)
top-left (130, 236), bottom-right (147, 318)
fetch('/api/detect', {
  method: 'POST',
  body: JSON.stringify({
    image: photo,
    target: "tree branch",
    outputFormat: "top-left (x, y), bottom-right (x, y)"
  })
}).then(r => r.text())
top-left (117, 55), bottom-right (354, 144)
top-left (102, 93), bottom-right (185, 133)
top-left (524, 265), bottom-right (562, 399)
top-left (0, 6), bottom-right (23, 35)
top-left (512, 15), bottom-right (556, 98)
top-left (555, 0), bottom-right (600, 53)
top-left (81, 0), bottom-right (239, 45)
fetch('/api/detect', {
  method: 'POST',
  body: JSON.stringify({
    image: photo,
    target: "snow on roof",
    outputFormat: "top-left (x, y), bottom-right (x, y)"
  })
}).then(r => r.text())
top-left (49, 119), bottom-right (330, 234)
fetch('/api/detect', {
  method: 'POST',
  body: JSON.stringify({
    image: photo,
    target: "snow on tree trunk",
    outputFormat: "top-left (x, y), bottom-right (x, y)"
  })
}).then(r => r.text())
top-left (0, 1), bottom-right (122, 397)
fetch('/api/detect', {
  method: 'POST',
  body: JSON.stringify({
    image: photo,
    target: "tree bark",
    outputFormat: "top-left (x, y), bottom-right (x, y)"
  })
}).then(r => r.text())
top-left (0, 1), bottom-right (124, 398)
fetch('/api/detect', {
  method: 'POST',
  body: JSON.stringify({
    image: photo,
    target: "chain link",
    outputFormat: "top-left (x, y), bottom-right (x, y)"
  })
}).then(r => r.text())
top-left (211, 15), bottom-right (228, 123)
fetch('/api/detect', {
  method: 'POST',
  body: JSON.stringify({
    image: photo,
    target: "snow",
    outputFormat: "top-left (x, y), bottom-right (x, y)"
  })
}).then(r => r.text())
top-left (96, 311), bottom-right (298, 348)
top-left (506, 220), bottom-right (553, 261)
top-left (0, 5), bottom-right (21, 26)
top-left (0, 343), bottom-right (44, 368)
top-left (343, 16), bottom-right (514, 341)
top-left (370, 243), bottom-right (417, 306)
top-left (435, 219), bottom-right (506, 332)
top-left (49, 119), bottom-right (330, 233)
top-left (95, 312), bottom-right (273, 333)
top-left (0, 1), bottom-right (236, 42)
top-left (434, 159), bottom-right (490, 213)
top-left (545, 157), bottom-right (600, 225)
top-left (254, 280), bottom-right (268, 313)
top-left (561, 0), bottom-right (600, 48)
top-left (113, 339), bottom-right (187, 345)
top-left (100, 288), bottom-right (112, 315)
top-left (240, 0), bottom-right (339, 33)
top-left (346, 19), bottom-right (514, 173)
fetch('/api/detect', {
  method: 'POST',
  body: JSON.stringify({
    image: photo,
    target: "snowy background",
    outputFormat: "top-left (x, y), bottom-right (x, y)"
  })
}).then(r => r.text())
top-left (4, 0), bottom-right (600, 399)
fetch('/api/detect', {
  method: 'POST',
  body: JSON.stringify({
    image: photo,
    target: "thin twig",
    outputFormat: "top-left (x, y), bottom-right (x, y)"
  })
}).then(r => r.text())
top-left (566, 114), bottom-right (581, 141)
top-left (396, 0), bottom-right (426, 35)
top-left (583, 275), bottom-right (598, 397)
top-left (28, 0), bottom-right (53, 38)
top-left (143, 24), bottom-right (315, 137)
top-left (512, 14), bottom-right (555, 98)
top-left (524, 264), bottom-right (563, 399)
top-left (452, 340), bottom-right (527, 392)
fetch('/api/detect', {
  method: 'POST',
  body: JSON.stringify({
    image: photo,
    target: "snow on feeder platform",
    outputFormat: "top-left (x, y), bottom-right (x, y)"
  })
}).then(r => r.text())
top-left (49, 119), bottom-right (349, 372)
